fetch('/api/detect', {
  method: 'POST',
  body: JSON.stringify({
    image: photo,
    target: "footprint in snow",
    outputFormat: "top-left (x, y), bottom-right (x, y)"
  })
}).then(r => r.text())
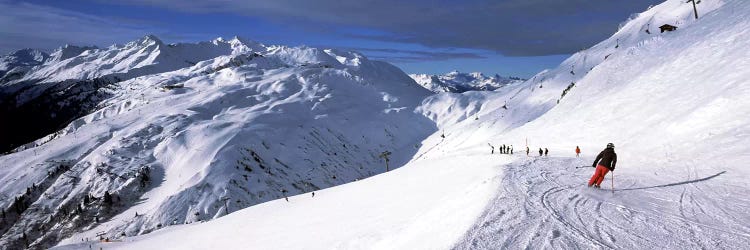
top-left (552, 230), bottom-right (561, 238)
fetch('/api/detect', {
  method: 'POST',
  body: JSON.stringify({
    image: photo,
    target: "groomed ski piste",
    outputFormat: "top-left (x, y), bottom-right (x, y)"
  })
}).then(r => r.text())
top-left (36, 0), bottom-right (750, 249)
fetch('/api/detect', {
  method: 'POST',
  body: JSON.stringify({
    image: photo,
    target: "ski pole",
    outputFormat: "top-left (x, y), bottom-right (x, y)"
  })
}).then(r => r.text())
top-left (611, 171), bottom-right (615, 193)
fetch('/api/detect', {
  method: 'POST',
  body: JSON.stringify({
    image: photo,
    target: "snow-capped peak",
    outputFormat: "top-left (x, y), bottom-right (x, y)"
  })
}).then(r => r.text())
top-left (211, 37), bottom-right (227, 44)
top-left (50, 44), bottom-right (98, 62)
top-left (11, 48), bottom-right (49, 63)
top-left (227, 36), bottom-right (265, 54)
top-left (1, 48), bottom-right (49, 66)
top-left (136, 34), bottom-right (164, 46)
top-left (469, 72), bottom-right (484, 78)
top-left (0, 48), bottom-right (50, 79)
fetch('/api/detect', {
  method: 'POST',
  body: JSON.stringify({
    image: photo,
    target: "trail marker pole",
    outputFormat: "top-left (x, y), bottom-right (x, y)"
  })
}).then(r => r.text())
top-left (686, 0), bottom-right (700, 19)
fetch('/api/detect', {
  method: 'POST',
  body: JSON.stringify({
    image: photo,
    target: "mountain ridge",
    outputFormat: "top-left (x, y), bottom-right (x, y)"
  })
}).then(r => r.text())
top-left (409, 70), bottom-right (524, 93)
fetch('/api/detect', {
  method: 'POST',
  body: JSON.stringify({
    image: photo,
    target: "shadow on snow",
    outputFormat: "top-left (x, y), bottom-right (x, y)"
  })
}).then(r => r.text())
top-left (617, 171), bottom-right (726, 191)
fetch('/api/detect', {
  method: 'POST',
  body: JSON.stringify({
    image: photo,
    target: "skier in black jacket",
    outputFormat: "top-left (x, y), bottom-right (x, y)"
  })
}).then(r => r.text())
top-left (588, 143), bottom-right (617, 188)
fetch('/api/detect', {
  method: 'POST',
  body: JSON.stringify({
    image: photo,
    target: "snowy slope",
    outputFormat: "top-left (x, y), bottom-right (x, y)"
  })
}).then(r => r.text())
top-left (67, 0), bottom-right (750, 249)
top-left (0, 37), bottom-right (435, 248)
top-left (429, 0), bottom-right (750, 248)
top-left (58, 147), bottom-right (506, 250)
top-left (409, 71), bottom-right (523, 93)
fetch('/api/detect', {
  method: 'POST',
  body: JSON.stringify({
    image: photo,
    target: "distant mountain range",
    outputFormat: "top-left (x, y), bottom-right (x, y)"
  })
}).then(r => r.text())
top-left (409, 71), bottom-right (524, 93)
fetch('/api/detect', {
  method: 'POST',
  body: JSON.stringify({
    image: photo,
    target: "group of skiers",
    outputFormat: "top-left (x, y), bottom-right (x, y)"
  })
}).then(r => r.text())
top-left (537, 148), bottom-right (549, 156)
top-left (489, 144), bottom-right (514, 154)
top-left (521, 147), bottom-right (549, 157)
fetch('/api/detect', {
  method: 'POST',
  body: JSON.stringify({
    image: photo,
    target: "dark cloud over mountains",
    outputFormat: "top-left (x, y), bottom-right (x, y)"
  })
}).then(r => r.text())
top-left (118, 0), bottom-right (662, 56)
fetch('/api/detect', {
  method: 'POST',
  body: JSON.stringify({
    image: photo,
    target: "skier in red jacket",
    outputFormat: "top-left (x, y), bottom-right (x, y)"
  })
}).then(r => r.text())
top-left (588, 143), bottom-right (617, 188)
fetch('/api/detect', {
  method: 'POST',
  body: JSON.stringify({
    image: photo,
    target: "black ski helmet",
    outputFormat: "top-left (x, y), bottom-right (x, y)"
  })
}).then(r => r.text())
top-left (606, 143), bottom-right (615, 149)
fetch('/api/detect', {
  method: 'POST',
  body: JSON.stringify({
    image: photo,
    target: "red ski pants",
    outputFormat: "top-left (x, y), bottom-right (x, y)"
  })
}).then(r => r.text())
top-left (588, 165), bottom-right (609, 186)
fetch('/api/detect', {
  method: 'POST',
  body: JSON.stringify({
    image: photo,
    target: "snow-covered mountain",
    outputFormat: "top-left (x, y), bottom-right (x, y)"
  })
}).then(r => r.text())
top-left (0, 36), bottom-right (434, 249)
top-left (54, 0), bottom-right (750, 249)
top-left (409, 71), bottom-right (523, 93)
top-left (0, 35), bottom-right (267, 154)
top-left (0, 35), bottom-right (262, 86)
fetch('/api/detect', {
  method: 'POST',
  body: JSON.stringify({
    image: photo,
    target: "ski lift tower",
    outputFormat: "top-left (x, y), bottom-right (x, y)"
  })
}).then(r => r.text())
top-left (220, 197), bottom-right (231, 215)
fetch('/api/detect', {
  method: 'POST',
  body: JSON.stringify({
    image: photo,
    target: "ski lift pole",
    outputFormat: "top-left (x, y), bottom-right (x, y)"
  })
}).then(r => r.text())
top-left (379, 151), bottom-right (392, 172)
top-left (221, 197), bottom-right (230, 214)
top-left (686, 0), bottom-right (700, 19)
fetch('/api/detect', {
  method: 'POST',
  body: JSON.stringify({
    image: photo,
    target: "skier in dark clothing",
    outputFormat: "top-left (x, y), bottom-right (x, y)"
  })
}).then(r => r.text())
top-left (538, 148), bottom-right (543, 156)
top-left (588, 143), bottom-right (617, 188)
top-left (544, 148), bottom-right (548, 156)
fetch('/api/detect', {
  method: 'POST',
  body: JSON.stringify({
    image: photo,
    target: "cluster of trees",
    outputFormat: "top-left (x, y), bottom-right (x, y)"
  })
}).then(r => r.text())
top-left (3, 163), bottom-right (72, 223)
top-left (138, 166), bottom-right (151, 188)
top-left (559, 82), bottom-right (576, 103)
top-left (1, 161), bottom-right (156, 248)
top-left (0, 163), bottom-right (72, 248)
top-left (47, 163), bottom-right (71, 178)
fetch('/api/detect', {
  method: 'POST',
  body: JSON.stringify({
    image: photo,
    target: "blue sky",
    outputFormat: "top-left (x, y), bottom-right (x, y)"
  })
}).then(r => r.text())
top-left (0, 0), bottom-right (661, 77)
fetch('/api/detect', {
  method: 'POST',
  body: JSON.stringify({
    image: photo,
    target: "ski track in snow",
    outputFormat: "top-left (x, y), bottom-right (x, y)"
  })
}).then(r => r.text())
top-left (454, 156), bottom-right (750, 249)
